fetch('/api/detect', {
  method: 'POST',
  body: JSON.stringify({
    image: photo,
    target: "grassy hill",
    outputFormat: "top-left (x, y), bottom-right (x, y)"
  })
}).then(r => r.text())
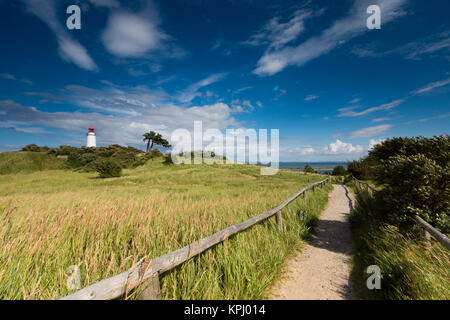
top-left (0, 151), bottom-right (67, 175)
top-left (0, 158), bottom-right (331, 299)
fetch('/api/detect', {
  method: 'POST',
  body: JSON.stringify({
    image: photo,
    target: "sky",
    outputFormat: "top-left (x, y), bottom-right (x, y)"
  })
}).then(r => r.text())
top-left (0, 0), bottom-right (449, 161)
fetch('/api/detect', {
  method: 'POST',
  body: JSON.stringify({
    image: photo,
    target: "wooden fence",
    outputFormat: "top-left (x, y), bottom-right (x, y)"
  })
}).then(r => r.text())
top-left (60, 176), bottom-right (331, 300)
top-left (351, 176), bottom-right (450, 250)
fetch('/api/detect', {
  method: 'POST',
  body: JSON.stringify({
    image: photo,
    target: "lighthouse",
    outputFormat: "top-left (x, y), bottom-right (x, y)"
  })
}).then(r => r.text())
top-left (86, 126), bottom-right (96, 147)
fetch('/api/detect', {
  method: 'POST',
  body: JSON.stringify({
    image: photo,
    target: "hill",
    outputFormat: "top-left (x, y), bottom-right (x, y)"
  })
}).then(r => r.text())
top-left (0, 151), bottom-right (67, 175)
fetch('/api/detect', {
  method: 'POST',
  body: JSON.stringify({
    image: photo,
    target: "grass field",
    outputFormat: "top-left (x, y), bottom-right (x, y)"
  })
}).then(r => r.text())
top-left (0, 157), bottom-right (332, 299)
top-left (347, 183), bottom-right (450, 300)
top-left (0, 151), bottom-right (67, 175)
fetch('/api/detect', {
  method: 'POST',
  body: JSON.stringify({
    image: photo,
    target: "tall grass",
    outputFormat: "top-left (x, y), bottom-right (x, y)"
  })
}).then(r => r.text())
top-left (349, 187), bottom-right (450, 300)
top-left (0, 159), bottom-right (331, 299)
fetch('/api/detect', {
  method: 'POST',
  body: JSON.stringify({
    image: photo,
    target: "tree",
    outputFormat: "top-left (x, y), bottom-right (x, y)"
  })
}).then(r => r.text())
top-left (142, 131), bottom-right (171, 153)
top-left (332, 165), bottom-right (347, 176)
top-left (304, 163), bottom-right (315, 173)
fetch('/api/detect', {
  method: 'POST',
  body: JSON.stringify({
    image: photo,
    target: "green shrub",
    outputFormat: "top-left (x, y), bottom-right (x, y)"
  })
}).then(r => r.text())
top-left (21, 144), bottom-right (49, 152)
top-left (367, 135), bottom-right (450, 233)
top-left (332, 165), bottom-right (347, 176)
top-left (304, 164), bottom-right (315, 173)
top-left (95, 159), bottom-right (122, 178)
top-left (163, 153), bottom-right (174, 165)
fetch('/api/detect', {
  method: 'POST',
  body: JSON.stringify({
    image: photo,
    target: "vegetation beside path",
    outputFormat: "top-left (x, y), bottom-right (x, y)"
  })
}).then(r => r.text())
top-left (0, 157), bottom-right (332, 299)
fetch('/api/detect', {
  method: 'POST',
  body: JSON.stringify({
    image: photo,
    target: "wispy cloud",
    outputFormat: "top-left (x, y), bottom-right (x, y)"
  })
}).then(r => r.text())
top-left (419, 112), bottom-right (450, 123)
top-left (243, 8), bottom-right (314, 50)
top-left (371, 117), bottom-right (392, 123)
top-left (176, 73), bottom-right (227, 103)
top-left (349, 124), bottom-right (392, 138)
top-left (351, 30), bottom-right (450, 61)
top-left (253, 0), bottom-right (407, 76)
top-left (412, 77), bottom-right (450, 95)
top-left (338, 99), bottom-right (405, 117)
top-left (1, 73), bottom-right (33, 85)
top-left (304, 94), bottom-right (319, 101)
top-left (22, 0), bottom-right (98, 71)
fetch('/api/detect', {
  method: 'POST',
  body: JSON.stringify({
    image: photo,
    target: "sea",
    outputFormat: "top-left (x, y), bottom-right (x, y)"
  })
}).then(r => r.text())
top-left (278, 162), bottom-right (347, 174)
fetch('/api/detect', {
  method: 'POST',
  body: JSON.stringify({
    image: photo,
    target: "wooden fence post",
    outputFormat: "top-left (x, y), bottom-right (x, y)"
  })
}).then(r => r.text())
top-left (137, 275), bottom-right (161, 300)
top-left (302, 191), bottom-right (306, 199)
top-left (275, 211), bottom-right (283, 231)
top-left (312, 185), bottom-right (315, 192)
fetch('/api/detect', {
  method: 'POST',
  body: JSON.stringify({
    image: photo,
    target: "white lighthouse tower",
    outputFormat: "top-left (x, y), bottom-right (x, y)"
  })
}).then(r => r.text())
top-left (86, 126), bottom-right (96, 147)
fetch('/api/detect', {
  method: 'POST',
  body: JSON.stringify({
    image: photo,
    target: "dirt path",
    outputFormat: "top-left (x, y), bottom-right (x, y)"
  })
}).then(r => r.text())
top-left (270, 184), bottom-right (356, 300)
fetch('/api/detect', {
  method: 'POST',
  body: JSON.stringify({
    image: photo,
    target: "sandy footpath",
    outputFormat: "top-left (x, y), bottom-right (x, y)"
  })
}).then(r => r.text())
top-left (269, 184), bottom-right (356, 300)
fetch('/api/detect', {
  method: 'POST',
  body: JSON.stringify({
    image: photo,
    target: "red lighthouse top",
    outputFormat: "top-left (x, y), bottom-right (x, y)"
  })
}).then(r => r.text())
top-left (88, 126), bottom-right (95, 131)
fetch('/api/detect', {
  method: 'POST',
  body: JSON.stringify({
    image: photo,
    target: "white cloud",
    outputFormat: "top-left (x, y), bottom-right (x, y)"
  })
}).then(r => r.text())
top-left (323, 140), bottom-right (364, 155)
top-left (338, 99), bottom-right (405, 117)
top-left (22, 0), bottom-right (98, 71)
top-left (101, 12), bottom-right (167, 58)
top-left (0, 73), bottom-right (33, 85)
top-left (177, 73), bottom-right (227, 103)
top-left (349, 124), bottom-right (392, 138)
top-left (412, 77), bottom-right (450, 95)
top-left (419, 112), bottom-right (450, 123)
top-left (304, 94), bottom-right (319, 101)
top-left (244, 9), bottom-right (313, 50)
top-left (368, 138), bottom-right (384, 150)
top-left (58, 37), bottom-right (98, 71)
top-left (0, 99), bottom-right (240, 147)
top-left (254, 0), bottom-right (407, 76)
top-left (371, 117), bottom-right (391, 123)
top-left (0, 73), bottom-right (16, 80)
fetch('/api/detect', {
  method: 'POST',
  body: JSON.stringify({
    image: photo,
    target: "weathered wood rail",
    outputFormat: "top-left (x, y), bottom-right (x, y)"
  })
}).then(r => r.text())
top-left (60, 176), bottom-right (331, 300)
top-left (352, 176), bottom-right (378, 193)
top-left (351, 176), bottom-right (450, 250)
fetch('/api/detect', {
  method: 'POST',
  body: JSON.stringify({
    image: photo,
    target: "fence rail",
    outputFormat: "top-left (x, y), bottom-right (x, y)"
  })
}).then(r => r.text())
top-left (351, 176), bottom-right (449, 250)
top-left (60, 176), bottom-right (331, 300)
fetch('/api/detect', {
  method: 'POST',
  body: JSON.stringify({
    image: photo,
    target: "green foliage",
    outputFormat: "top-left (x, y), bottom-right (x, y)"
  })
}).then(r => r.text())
top-left (95, 159), bottom-right (122, 178)
top-left (163, 153), bottom-right (174, 165)
top-left (21, 144), bottom-right (50, 152)
top-left (143, 131), bottom-right (171, 152)
top-left (347, 155), bottom-right (378, 180)
top-left (0, 160), bottom-right (331, 299)
top-left (332, 165), bottom-right (347, 176)
top-left (304, 163), bottom-right (315, 173)
top-left (349, 190), bottom-right (450, 300)
top-left (370, 136), bottom-right (450, 233)
top-left (0, 151), bottom-right (67, 174)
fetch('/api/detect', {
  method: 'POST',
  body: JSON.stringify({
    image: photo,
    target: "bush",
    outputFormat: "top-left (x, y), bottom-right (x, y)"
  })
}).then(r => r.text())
top-left (347, 156), bottom-right (377, 180)
top-left (21, 144), bottom-right (49, 152)
top-left (163, 153), bottom-right (174, 165)
top-left (332, 165), bottom-right (347, 176)
top-left (304, 164), bottom-right (315, 173)
top-left (95, 159), bottom-right (122, 178)
top-left (366, 136), bottom-right (450, 233)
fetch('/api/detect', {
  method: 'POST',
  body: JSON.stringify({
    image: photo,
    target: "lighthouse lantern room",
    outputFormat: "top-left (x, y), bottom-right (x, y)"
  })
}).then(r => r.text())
top-left (86, 126), bottom-right (97, 148)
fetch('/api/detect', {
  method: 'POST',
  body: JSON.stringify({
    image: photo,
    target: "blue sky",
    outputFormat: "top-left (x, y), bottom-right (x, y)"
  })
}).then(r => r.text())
top-left (0, 0), bottom-right (449, 161)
